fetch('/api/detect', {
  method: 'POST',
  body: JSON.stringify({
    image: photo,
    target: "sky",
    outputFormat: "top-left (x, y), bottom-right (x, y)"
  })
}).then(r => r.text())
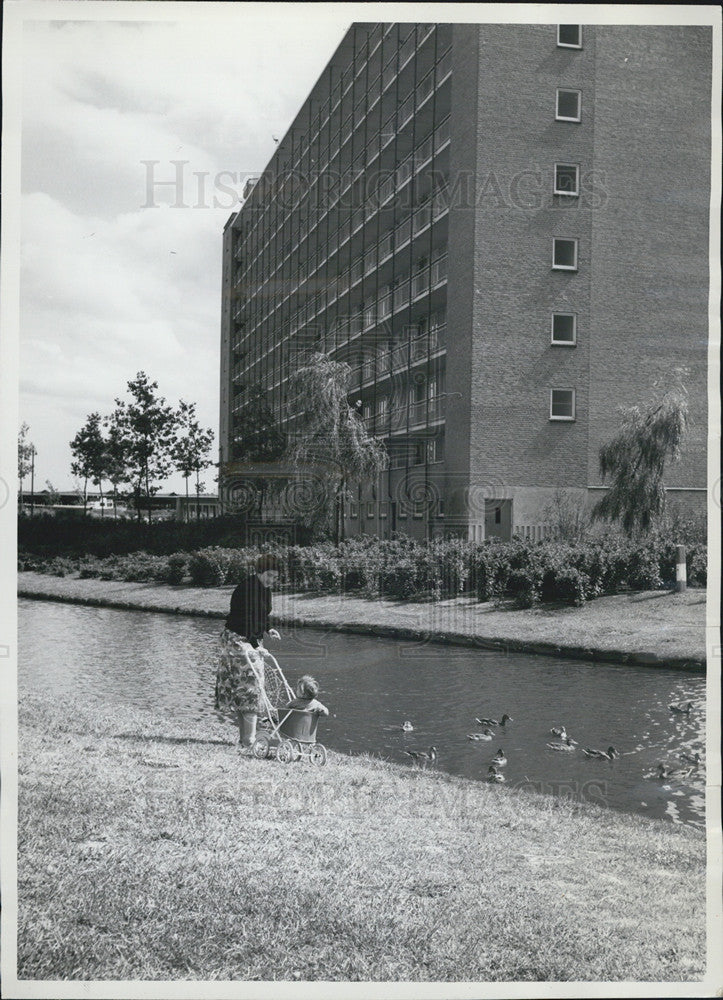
top-left (15, 5), bottom-right (350, 494)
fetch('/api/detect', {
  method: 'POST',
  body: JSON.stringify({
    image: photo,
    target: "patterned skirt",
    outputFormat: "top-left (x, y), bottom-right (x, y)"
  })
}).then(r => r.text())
top-left (215, 629), bottom-right (265, 714)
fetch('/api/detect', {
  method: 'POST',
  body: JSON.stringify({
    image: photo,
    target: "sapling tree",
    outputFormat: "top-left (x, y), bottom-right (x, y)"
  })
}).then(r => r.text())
top-left (70, 412), bottom-right (107, 514)
top-left (172, 400), bottom-right (215, 522)
top-left (108, 372), bottom-right (178, 524)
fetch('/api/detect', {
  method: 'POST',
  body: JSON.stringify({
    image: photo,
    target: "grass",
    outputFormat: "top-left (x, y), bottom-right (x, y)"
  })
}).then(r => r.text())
top-left (16, 694), bottom-right (706, 982)
top-left (17, 571), bottom-right (706, 666)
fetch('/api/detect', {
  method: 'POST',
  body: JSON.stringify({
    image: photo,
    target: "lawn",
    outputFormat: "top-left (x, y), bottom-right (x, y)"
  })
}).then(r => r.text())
top-left (14, 694), bottom-right (707, 983)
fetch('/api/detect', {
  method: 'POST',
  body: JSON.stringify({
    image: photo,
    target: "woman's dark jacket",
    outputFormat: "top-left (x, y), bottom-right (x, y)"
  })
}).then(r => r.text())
top-left (225, 574), bottom-right (271, 647)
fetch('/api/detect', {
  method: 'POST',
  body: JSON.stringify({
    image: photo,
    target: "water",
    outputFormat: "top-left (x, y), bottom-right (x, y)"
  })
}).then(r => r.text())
top-left (18, 598), bottom-right (706, 827)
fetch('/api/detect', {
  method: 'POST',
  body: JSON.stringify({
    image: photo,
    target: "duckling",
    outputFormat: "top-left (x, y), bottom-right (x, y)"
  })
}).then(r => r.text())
top-left (401, 721), bottom-right (414, 732)
top-left (679, 751), bottom-right (701, 766)
top-left (487, 765), bottom-right (505, 783)
top-left (491, 748), bottom-right (507, 766)
top-left (669, 701), bottom-right (694, 715)
top-left (467, 729), bottom-right (494, 741)
top-left (582, 746), bottom-right (619, 760)
top-left (546, 737), bottom-right (577, 751)
top-left (403, 746), bottom-right (437, 762)
top-left (475, 714), bottom-right (513, 727)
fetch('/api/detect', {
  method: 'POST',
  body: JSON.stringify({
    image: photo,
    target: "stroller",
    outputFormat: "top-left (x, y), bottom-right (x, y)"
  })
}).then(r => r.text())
top-left (242, 645), bottom-right (328, 767)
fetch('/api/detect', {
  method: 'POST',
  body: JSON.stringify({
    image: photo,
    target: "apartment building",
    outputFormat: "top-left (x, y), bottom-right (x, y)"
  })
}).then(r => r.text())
top-left (219, 22), bottom-right (711, 541)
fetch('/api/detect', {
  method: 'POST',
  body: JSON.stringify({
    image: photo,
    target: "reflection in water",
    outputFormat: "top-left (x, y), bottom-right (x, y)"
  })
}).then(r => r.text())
top-left (18, 598), bottom-right (706, 827)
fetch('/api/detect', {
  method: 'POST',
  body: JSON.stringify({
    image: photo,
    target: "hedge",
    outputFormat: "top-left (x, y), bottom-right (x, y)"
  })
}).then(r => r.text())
top-left (19, 532), bottom-right (707, 606)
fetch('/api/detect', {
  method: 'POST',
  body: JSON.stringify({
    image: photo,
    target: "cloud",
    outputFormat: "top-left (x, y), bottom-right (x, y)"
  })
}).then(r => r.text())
top-left (16, 11), bottom-right (348, 491)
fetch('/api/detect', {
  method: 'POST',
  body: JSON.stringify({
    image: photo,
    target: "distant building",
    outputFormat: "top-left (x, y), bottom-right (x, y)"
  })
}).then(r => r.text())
top-left (219, 22), bottom-right (711, 540)
top-left (174, 494), bottom-right (221, 521)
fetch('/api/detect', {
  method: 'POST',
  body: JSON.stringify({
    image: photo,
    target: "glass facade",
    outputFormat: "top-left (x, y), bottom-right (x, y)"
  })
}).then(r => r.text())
top-left (226, 23), bottom-right (452, 526)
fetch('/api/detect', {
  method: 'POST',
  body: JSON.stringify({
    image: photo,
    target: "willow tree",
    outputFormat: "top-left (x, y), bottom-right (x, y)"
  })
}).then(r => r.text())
top-left (592, 376), bottom-right (689, 535)
top-left (286, 352), bottom-right (387, 542)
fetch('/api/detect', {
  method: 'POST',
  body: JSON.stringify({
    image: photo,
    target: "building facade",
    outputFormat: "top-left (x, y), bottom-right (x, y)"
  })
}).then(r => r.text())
top-left (219, 22), bottom-right (711, 541)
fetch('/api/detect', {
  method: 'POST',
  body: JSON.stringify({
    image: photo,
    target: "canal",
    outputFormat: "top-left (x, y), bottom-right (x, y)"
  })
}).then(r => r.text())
top-left (18, 597), bottom-right (706, 827)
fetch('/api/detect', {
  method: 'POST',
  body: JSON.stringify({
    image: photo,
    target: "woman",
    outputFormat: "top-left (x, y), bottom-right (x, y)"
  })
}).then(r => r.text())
top-left (215, 554), bottom-right (281, 753)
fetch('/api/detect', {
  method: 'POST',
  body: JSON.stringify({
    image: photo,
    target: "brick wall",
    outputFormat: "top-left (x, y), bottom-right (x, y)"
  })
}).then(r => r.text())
top-left (588, 26), bottom-right (711, 489)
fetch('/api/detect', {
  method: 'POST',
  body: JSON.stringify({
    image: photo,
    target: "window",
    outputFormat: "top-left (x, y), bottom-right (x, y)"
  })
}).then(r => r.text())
top-left (413, 500), bottom-right (425, 518)
top-left (556, 89), bottom-right (581, 122)
top-left (551, 312), bottom-right (577, 345)
top-left (379, 501), bottom-right (389, 519)
top-left (550, 389), bottom-right (576, 421)
top-left (376, 396), bottom-right (388, 418)
top-left (552, 238), bottom-right (578, 271)
top-left (427, 437), bottom-right (443, 463)
top-left (494, 507), bottom-right (501, 524)
top-left (554, 163), bottom-right (579, 196)
top-left (367, 501), bottom-right (375, 518)
top-left (350, 501), bottom-right (359, 518)
top-left (557, 25), bottom-right (582, 48)
top-left (397, 501), bottom-right (408, 519)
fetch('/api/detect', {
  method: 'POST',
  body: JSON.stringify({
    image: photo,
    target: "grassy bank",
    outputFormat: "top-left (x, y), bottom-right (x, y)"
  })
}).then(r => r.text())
top-left (16, 694), bottom-right (706, 982)
top-left (18, 571), bottom-right (706, 667)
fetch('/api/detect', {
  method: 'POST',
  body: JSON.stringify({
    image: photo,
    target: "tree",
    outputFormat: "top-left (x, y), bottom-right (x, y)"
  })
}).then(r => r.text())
top-left (18, 423), bottom-right (36, 513)
top-left (104, 412), bottom-right (130, 519)
top-left (44, 480), bottom-right (61, 506)
top-left (70, 412), bottom-right (107, 515)
top-left (172, 400), bottom-right (215, 522)
top-left (285, 352), bottom-right (387, 542)
top-left (592, 376), bottom-right (689, 535)
top-left (108, 372), bottom-right (178, 524)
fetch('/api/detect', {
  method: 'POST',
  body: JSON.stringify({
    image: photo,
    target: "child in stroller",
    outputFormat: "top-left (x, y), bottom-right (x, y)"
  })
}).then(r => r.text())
top-left (252, 670), bottom-right (329, 766)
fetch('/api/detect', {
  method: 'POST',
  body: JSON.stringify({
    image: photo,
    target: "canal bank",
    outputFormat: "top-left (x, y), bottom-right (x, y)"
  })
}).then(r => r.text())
top-left (16, 692), bottom-right (707, 983)
top-left (17, 571), bottom-right (706, 668)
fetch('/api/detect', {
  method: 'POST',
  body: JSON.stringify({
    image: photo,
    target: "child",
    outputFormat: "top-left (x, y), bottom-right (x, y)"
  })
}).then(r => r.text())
top-left (285, 675), bottom-right (329, 716)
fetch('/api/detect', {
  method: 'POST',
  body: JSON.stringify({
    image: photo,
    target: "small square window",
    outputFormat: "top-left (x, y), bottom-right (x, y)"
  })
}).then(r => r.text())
top-left (557, 25), bottom-right (582, 48)
top-left (554, 163), bottom-right (579, 196)
top-left (367, 501), bottom-right (375, 518)
top-left (550, 388), bottom-right (576, 421)
top-left (552, 238), bottom-right (578, 271)
top-left (551, 313), bottom-right (577, 345)
top-left (556, 89), bottom-right (581, 122)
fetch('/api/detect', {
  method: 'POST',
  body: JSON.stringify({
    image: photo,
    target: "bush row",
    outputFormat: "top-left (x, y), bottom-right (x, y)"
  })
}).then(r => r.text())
top-left (19, 532), bottom-right (707, 606)
top-left (17, 512), bottom-right (314, 558)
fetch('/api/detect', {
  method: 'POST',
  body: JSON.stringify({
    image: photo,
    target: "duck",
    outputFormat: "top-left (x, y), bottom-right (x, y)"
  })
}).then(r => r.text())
top-left (550, 726), bottom-right (568, 739)
top-left (401, 721), bottom-right (414, 732)
top-left (475, 714), bottom-right (513, 727)
top-left (491, 749), bottom-right (507, 767)
top-left (679, 751), bottom-right (701, 766)
top-left (669, 701), bottom-right (694, 715)
top-left (403, 746), bottom-right (437, 762)
top-left (487, 765), bottom-right (505, 783)
top-left (546, 737), bottom-right (578, 751)
top-left (655, 762), bottom-right (687, 780)
top-left (582, 746), bottom-right (619, 760)
top-left (467, 729), bottom-right (494, 741)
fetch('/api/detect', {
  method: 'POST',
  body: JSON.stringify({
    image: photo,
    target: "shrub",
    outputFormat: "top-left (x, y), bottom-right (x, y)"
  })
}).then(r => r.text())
top-left (161, 552), bottom-right (189, 585)
top-left (188, 549), bottom-right (230, 587)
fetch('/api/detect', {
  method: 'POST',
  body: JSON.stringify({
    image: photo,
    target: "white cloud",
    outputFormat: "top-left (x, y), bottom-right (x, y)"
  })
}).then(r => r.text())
top-left (16, 11), bottom-right (349, 492)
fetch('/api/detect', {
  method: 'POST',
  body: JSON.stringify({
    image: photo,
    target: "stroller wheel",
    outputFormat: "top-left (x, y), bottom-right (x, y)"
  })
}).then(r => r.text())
top-left (252, 735), bottom-right (270, 760)
top-left (309, 744), bottom-right (328, 767)
top-left (277, 739), bottom-right (295, 764)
